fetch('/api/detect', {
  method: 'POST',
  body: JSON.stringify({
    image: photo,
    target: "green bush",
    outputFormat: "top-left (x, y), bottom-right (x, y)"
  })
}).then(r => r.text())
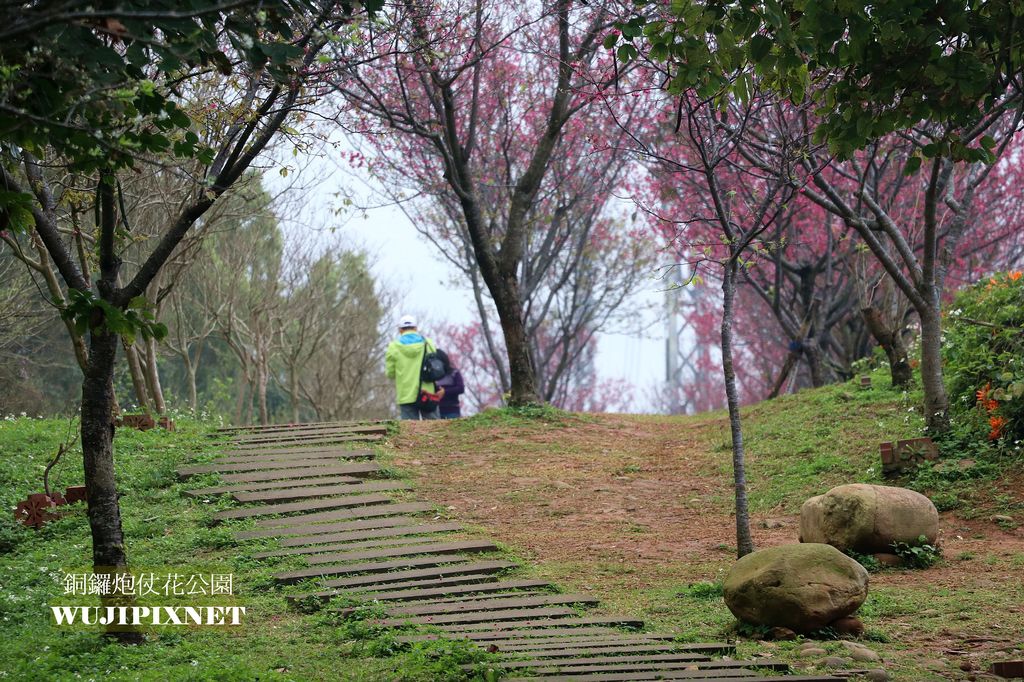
top-left (945, 271), bottom-right (1024, 446)
top-left (891, 535), bottom-right (942, 569)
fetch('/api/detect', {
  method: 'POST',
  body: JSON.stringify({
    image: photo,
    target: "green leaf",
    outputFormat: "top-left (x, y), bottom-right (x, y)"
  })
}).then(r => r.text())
top-left (749, 35), bottom-right (773, 62)
top-left (903, 155), bottom-right (922, 176)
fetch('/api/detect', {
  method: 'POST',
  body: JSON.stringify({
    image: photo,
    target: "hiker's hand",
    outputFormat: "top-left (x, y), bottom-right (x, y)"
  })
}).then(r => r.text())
top-left (437, 388), bottom-right (446, 398)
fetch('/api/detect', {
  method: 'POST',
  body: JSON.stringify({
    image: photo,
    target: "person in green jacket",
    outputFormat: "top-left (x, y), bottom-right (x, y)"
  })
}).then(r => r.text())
top-left (385, 315), bottom-right (440, 420)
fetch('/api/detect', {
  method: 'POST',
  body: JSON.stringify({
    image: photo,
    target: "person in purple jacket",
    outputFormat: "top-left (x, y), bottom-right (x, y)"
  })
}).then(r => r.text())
top-left (434, 349), bottom-right (465, 419)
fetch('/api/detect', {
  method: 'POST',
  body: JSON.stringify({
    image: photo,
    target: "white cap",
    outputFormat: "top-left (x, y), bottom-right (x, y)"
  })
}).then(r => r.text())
top-left (398, 314), bottom-right (417, 329)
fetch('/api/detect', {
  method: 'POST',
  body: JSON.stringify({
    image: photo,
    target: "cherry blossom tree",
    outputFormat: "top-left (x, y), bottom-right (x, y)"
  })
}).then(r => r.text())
top-left (329, 0), bottom-right (642, 406)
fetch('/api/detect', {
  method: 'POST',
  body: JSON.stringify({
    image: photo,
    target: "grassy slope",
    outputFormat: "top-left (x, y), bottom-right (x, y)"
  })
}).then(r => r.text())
top-left (387, 371), bottom-right (1024, 682)
top-left (0, 419), bottom-right (493, 681)
top-left (2, 370), bottom-right (1022, 680)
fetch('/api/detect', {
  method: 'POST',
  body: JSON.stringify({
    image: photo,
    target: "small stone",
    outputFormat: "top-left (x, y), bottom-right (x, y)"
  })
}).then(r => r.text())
top-left (863, 670), bottom-right (890, 682)
top-left (960, 660), bottom-right (973, 672)
top-left (799, 647), bottom-right (828, 657)
top-left (822, 656), bottom-right (849, 668)
top-left (760, 519), bottom-right (786, 529)
top-left (768, 627), bottom-right (797, 640)
top-left (850, 648), bottom-right (882, 663)
top-left (873, 553), bottom-right (903, 567)
top-left (832, 616), bottom-right (866, 637)
top-left (553, 480), bottom-right (573, 489)
top-left (958, 458), bottom-right (976, 470)
top-left (991, 514), bottom-right (1014, 524)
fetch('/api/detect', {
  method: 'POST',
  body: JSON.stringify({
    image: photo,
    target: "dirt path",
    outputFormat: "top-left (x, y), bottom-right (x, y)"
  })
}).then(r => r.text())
top-left (391, 415), bottom-right (1024, 680)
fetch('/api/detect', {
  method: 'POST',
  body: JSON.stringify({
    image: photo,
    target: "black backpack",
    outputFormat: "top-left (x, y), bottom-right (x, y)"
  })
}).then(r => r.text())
top-left (420, 344), bottom-right (447, 382)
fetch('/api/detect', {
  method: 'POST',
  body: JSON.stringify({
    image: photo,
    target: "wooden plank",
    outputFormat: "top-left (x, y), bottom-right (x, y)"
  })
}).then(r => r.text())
top-left (358, 579), bottom-right (551, 603)
top-left (221, 445), bottom-right (380, 458)
top-left (321, 560), bottom-right (517, 588)
top-left (388, 594), bottom-right (598, 617)
top-left (278, 521), bottom-right (463, 548)
top-left (185, 475), bottom-right (361, 497)
top-left (378, 606), bottom-right (579, 627)
top-left (254, 534), bottom-right (452, 559)
top-left (492, 653), bottom-right (712, 670)
top-left (179, 459), bottom-right (361, 477)
top-left (286, 574), bottom-right (493, 602)
top-left (291, 573), bottom-right (516, 600)
top-left (275, 554), bottom-right (479, 584)
top-left (230, 423), bottom-right (384, 436)
top-left (498, 641), bottom-right (732, 655)
top-left (213, 449), bottom-right (374, 464)
top-left (233, 480), bottom-right (409, 503)
top-left (394, 628), bottom-right (623, 643)
top-left (230, 425), bottom-right (387, 439)
top-left (213, 493), bottom-right (392, 522)
top-left (217, 421), bottom-right (387, 434)
top-left (501, 671), bottom-right (761, 682)
top-left (306, 539), bottom-right (496, 565)
top-left (499, 659), bottom-right (790, 676)
top-left (504, 674), bottom-right (839, 682)
top-left (235, 515), bottom-right (418, 540)
top-left (220, 463), bottom-right (380, 482)
top-left (497, 644), bottom-right (689, 658)
top-left (440, 617), bottom-right (644, 632)
top-left (230, 436), bottom-right (382, 446)
top-left (226, 434), bottom-right (383, 449)
top-left (254, 502), bottom-right (434, 528)
top-left (395, 591), bottom-right (548, 606)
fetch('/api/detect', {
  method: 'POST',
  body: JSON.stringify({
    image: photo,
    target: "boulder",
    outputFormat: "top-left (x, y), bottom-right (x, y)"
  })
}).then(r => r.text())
top-left (800, 484), bottom-right (939, 554)
top-left (723, 543), bottom-right (869, 633)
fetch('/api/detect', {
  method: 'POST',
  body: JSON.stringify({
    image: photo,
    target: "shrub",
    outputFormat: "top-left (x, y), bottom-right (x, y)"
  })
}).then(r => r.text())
top-left (891, 535), bottom-right (942, 569)
top-left (945, 271), bottom-right (1024, 445)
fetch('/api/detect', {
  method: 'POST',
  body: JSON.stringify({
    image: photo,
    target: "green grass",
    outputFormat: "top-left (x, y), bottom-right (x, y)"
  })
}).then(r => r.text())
top-left (0, 417), bottom-right (499, 681)
top-left (448, 404), bottom-right (587, 433)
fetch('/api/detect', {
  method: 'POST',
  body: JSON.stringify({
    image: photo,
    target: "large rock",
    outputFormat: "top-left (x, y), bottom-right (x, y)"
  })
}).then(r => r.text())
top-left (723, 543), bottom-right (869, 633)
top-left (800, 484), bottom-right (939, 554)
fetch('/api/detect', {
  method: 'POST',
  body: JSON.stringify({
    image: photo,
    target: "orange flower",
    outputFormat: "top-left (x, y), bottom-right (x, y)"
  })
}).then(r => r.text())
top-left (989, 415), bottom-right (1008, 440)
top-left (1010, 271), bottom-right (1022, 282)
top-left (977, 383), bottom-right (991, 403)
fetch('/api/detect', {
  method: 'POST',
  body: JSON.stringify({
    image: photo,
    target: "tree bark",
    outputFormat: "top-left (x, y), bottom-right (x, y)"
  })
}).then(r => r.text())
top-left (81, 328), bottom-right (143, 642)
top-left (861, 305), bottom-right (912, 388)
top-left (122, 339), bottom-right (151, 413)
top-left (184, 353), bottom-right (199, 414)
top-left (722, 259), bottom-right (755, 558)
top-left (289, 368), bottom-right (300, 423)
top-left (144, 336), bottom-right (166, 414)
top-left (918, 305), bottom-right (950, 432)
top-left (493, 275), bottom-right (539, 406)
top-left (256, 349), bottom-right (269, 425)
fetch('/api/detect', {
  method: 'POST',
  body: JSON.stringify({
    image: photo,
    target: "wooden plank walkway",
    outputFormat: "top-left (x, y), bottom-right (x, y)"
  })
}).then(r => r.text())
top-left (180, 420), bottom-right (839, 682)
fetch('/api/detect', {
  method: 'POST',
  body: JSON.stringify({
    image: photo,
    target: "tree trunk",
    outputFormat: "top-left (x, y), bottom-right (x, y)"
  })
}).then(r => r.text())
top-left (257, 351), bottom-right (269, 425)
top-left (289, 368), bottom-right (300, 423)
top-left (721, 259), bottom-right (755, 558)
top-left (144, 337), bottom-right (166, 414)
top-left (861, 305), bottom-right (912, 388)
top-left (918, 304), bottom-right (950, 433)
top-left (493, 275), bottom-right (540, 406)
top-left (805, 341), bottom-right (825, 388)
top-left (184, 353), bottom-right (199, 414)
top-left (122, 340), bottom-right (151, 413)
top-left (81, 329), bottom-right (143, 642)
